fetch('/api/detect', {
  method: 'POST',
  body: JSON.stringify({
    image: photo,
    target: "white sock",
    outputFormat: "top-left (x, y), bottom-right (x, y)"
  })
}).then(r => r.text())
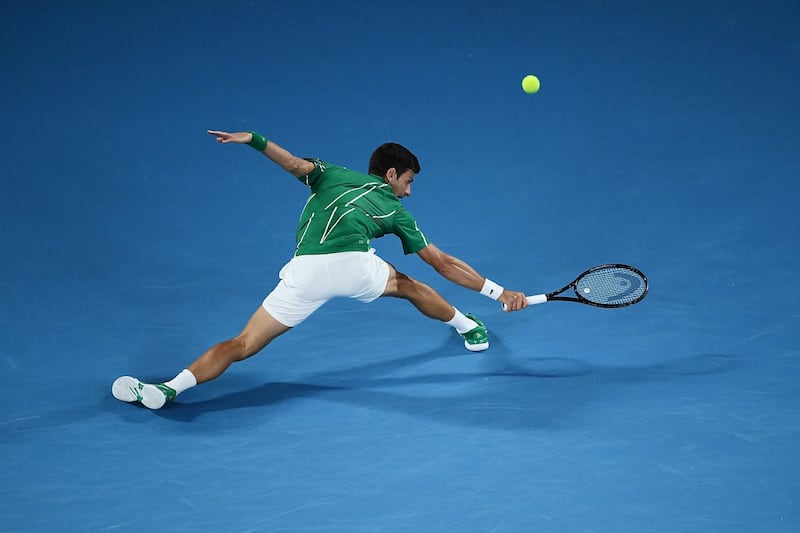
top-left (446, 308), bottom-right (478, 334)
top-left (164, 369), bottom-right (197, 395)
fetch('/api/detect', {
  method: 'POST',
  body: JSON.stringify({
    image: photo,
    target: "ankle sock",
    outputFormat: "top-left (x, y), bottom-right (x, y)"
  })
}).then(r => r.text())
top-left (164, 369), bottom-right (197, 395)
top-left (446, 308), bottom-right (479, 334)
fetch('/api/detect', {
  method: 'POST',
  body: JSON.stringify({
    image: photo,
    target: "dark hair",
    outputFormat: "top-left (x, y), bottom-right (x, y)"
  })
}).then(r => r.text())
top-left (368, 142), bottom-right (421, 177)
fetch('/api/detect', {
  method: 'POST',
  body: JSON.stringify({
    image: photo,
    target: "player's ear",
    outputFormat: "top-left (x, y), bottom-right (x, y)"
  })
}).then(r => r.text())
top-left (385, 168), bottom-right (397, 181)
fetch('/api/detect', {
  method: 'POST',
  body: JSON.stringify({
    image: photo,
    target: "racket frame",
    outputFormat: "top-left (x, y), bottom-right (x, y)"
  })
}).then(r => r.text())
top-left (527, 263), bottom-right (648, 309)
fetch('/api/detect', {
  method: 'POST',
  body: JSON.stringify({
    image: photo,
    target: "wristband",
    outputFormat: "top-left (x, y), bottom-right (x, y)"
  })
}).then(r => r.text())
top-left (248, 131), bottom-right (269, 152)
top-left (480, 278), bottom-right (504, 300)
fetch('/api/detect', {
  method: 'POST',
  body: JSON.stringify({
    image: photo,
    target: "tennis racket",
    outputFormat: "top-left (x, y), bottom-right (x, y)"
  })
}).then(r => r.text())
top-left (506, 264), bottom-right (648, 310)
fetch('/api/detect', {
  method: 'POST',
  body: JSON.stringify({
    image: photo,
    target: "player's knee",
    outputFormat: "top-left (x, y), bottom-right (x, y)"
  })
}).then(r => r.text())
top-left (232, 335), bottom-right (265, 361)
top-left (396, 272), bottom-right (429, 298)
top-left (394, 272), bottom-right (413, 296)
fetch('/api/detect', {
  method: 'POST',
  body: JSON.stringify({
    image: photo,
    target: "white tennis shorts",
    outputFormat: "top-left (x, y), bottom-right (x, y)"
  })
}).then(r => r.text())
top-left (262, 250), bottom-right (391, 327)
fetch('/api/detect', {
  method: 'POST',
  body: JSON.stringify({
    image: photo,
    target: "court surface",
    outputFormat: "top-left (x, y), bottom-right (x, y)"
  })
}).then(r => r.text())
top-left (1, 1), bottom-right (798, 531)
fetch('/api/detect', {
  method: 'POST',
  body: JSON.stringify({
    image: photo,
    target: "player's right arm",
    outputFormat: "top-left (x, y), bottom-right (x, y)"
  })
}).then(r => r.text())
top-left (207, 130), bottom-right (315, 177)
top-left (417, 243), bottom-right (528, 312)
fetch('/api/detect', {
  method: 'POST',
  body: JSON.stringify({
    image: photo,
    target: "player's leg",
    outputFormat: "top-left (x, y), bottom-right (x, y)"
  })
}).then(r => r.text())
top-left (112, 307), bottom-right (290, 409)
top-left (381, 263), bottom-right (488, 351)
top-left (113, 256), bottom-right (329, 409)
top-left (382, 267), bottom-right (453, 320)
top-left (187, 306), bottom-right (290, 384)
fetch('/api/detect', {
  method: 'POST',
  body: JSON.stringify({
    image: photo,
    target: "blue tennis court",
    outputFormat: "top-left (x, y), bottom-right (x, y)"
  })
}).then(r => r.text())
top-left (2, 1), bottom-right (798, 531)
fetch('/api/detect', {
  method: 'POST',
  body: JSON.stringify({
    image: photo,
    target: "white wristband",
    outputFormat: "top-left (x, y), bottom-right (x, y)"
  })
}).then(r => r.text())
top-left (480, 278), bottom-right (504, 300)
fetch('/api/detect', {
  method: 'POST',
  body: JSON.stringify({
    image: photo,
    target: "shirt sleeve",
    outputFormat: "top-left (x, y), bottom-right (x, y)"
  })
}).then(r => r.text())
top-left (392, 208), bottom-right (430, 255)
top-left (296, 159), bottom-right (327, 188)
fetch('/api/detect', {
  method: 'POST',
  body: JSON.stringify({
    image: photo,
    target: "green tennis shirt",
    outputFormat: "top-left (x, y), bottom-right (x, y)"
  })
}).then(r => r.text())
top-left (293, 159), bottom-right (429, 256)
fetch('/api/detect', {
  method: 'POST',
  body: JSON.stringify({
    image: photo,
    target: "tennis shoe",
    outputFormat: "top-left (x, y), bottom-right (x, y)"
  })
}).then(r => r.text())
top-left (461, 313), bottom-right (489, 352)
top-left (112, 376), bottom-right (176, 410)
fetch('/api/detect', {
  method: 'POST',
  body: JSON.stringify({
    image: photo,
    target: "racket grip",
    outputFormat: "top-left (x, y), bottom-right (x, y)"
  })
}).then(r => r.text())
top-left (526, 294), bottom-right (548, 305)
top-left (502, 293), bottom-right (548, 311)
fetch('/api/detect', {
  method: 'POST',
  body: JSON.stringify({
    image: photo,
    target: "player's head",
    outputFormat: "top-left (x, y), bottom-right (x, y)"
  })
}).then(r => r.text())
top-left (369, 143), bottom-right (420, 178)
top-left (369, 143), bottom-right (420, 198)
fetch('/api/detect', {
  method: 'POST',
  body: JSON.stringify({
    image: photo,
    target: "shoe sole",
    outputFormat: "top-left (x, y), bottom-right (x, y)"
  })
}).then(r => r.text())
top-left (465, 341), bottom-right (489, 352)
top-left (112, 376), bottom-right (167, 409)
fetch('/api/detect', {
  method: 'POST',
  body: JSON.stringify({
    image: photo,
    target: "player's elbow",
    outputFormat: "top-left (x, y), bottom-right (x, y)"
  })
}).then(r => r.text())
top-left (284, 158), bottom-right (305, 175)
top-left (419, 245), bottom-right (455, 277)
top-left (286, 157), bottom-right (315, 177)
top-left (432, 258), bottom-right (455, 278)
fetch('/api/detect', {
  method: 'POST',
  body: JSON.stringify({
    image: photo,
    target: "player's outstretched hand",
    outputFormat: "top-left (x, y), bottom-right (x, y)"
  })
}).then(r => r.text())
top-left (207, 130), bottom-right (253, 144)
top-left (499, 290), bottom-right (529, 312)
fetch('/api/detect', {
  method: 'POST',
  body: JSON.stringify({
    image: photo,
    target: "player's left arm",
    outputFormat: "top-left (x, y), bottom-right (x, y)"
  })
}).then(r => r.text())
top-left (207, 130), bottom-right (315, 177)
top-left (417, 243), bottom-right (528, 311)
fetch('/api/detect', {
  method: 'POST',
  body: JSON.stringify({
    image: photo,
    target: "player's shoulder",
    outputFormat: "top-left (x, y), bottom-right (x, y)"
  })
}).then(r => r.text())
top-left (303, 158), bottom-right (363, 177)
top-left (303, 158), bottom-right (331, 171)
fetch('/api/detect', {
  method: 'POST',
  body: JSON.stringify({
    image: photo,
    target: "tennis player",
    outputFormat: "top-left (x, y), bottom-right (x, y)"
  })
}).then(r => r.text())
top-left (112, 130), bottom-right (528, 409)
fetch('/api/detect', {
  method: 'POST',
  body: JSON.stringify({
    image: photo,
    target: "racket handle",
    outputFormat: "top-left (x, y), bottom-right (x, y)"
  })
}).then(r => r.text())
top-left (502, 294), bottom-right (548, 311)
top-left (526, 294), bottom-right (548, 305)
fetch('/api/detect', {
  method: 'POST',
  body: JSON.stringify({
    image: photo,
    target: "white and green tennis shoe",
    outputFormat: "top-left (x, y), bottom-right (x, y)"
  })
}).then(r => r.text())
top-left (461, 313), bottom-right (489, 352)
top-left (112, 376), bottom-right (176, 409)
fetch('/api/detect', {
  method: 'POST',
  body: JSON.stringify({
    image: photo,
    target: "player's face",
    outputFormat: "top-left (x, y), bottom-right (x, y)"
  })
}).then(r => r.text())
top-left (390, 169), bottom-right (415, 198)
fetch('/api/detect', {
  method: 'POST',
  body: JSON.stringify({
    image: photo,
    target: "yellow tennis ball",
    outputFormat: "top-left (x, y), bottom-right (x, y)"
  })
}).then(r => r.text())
top-left (522, 74), bottom-right (540, 94)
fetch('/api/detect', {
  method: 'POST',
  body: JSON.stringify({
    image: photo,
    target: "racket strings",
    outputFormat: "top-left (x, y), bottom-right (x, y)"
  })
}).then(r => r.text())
top-left (575, 266), bottom-right (647, 305)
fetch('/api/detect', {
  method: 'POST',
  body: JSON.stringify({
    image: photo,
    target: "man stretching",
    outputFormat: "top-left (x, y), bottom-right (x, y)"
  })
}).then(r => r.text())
top-left (112, 129), bottom-right (528, 409)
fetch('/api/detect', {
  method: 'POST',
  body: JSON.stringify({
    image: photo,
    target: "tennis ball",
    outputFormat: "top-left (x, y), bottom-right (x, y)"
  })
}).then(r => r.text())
top-left (521, 74), bottom-right (540, 94)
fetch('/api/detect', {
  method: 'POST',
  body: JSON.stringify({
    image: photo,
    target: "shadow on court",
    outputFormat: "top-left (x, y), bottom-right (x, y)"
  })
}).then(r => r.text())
top-left (147, 348), bottom-right (739, 431)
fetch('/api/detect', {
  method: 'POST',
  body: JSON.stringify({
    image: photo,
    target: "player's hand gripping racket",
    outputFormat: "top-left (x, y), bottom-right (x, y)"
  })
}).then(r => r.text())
top-left (505, 264), bottom-right (648, 310)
